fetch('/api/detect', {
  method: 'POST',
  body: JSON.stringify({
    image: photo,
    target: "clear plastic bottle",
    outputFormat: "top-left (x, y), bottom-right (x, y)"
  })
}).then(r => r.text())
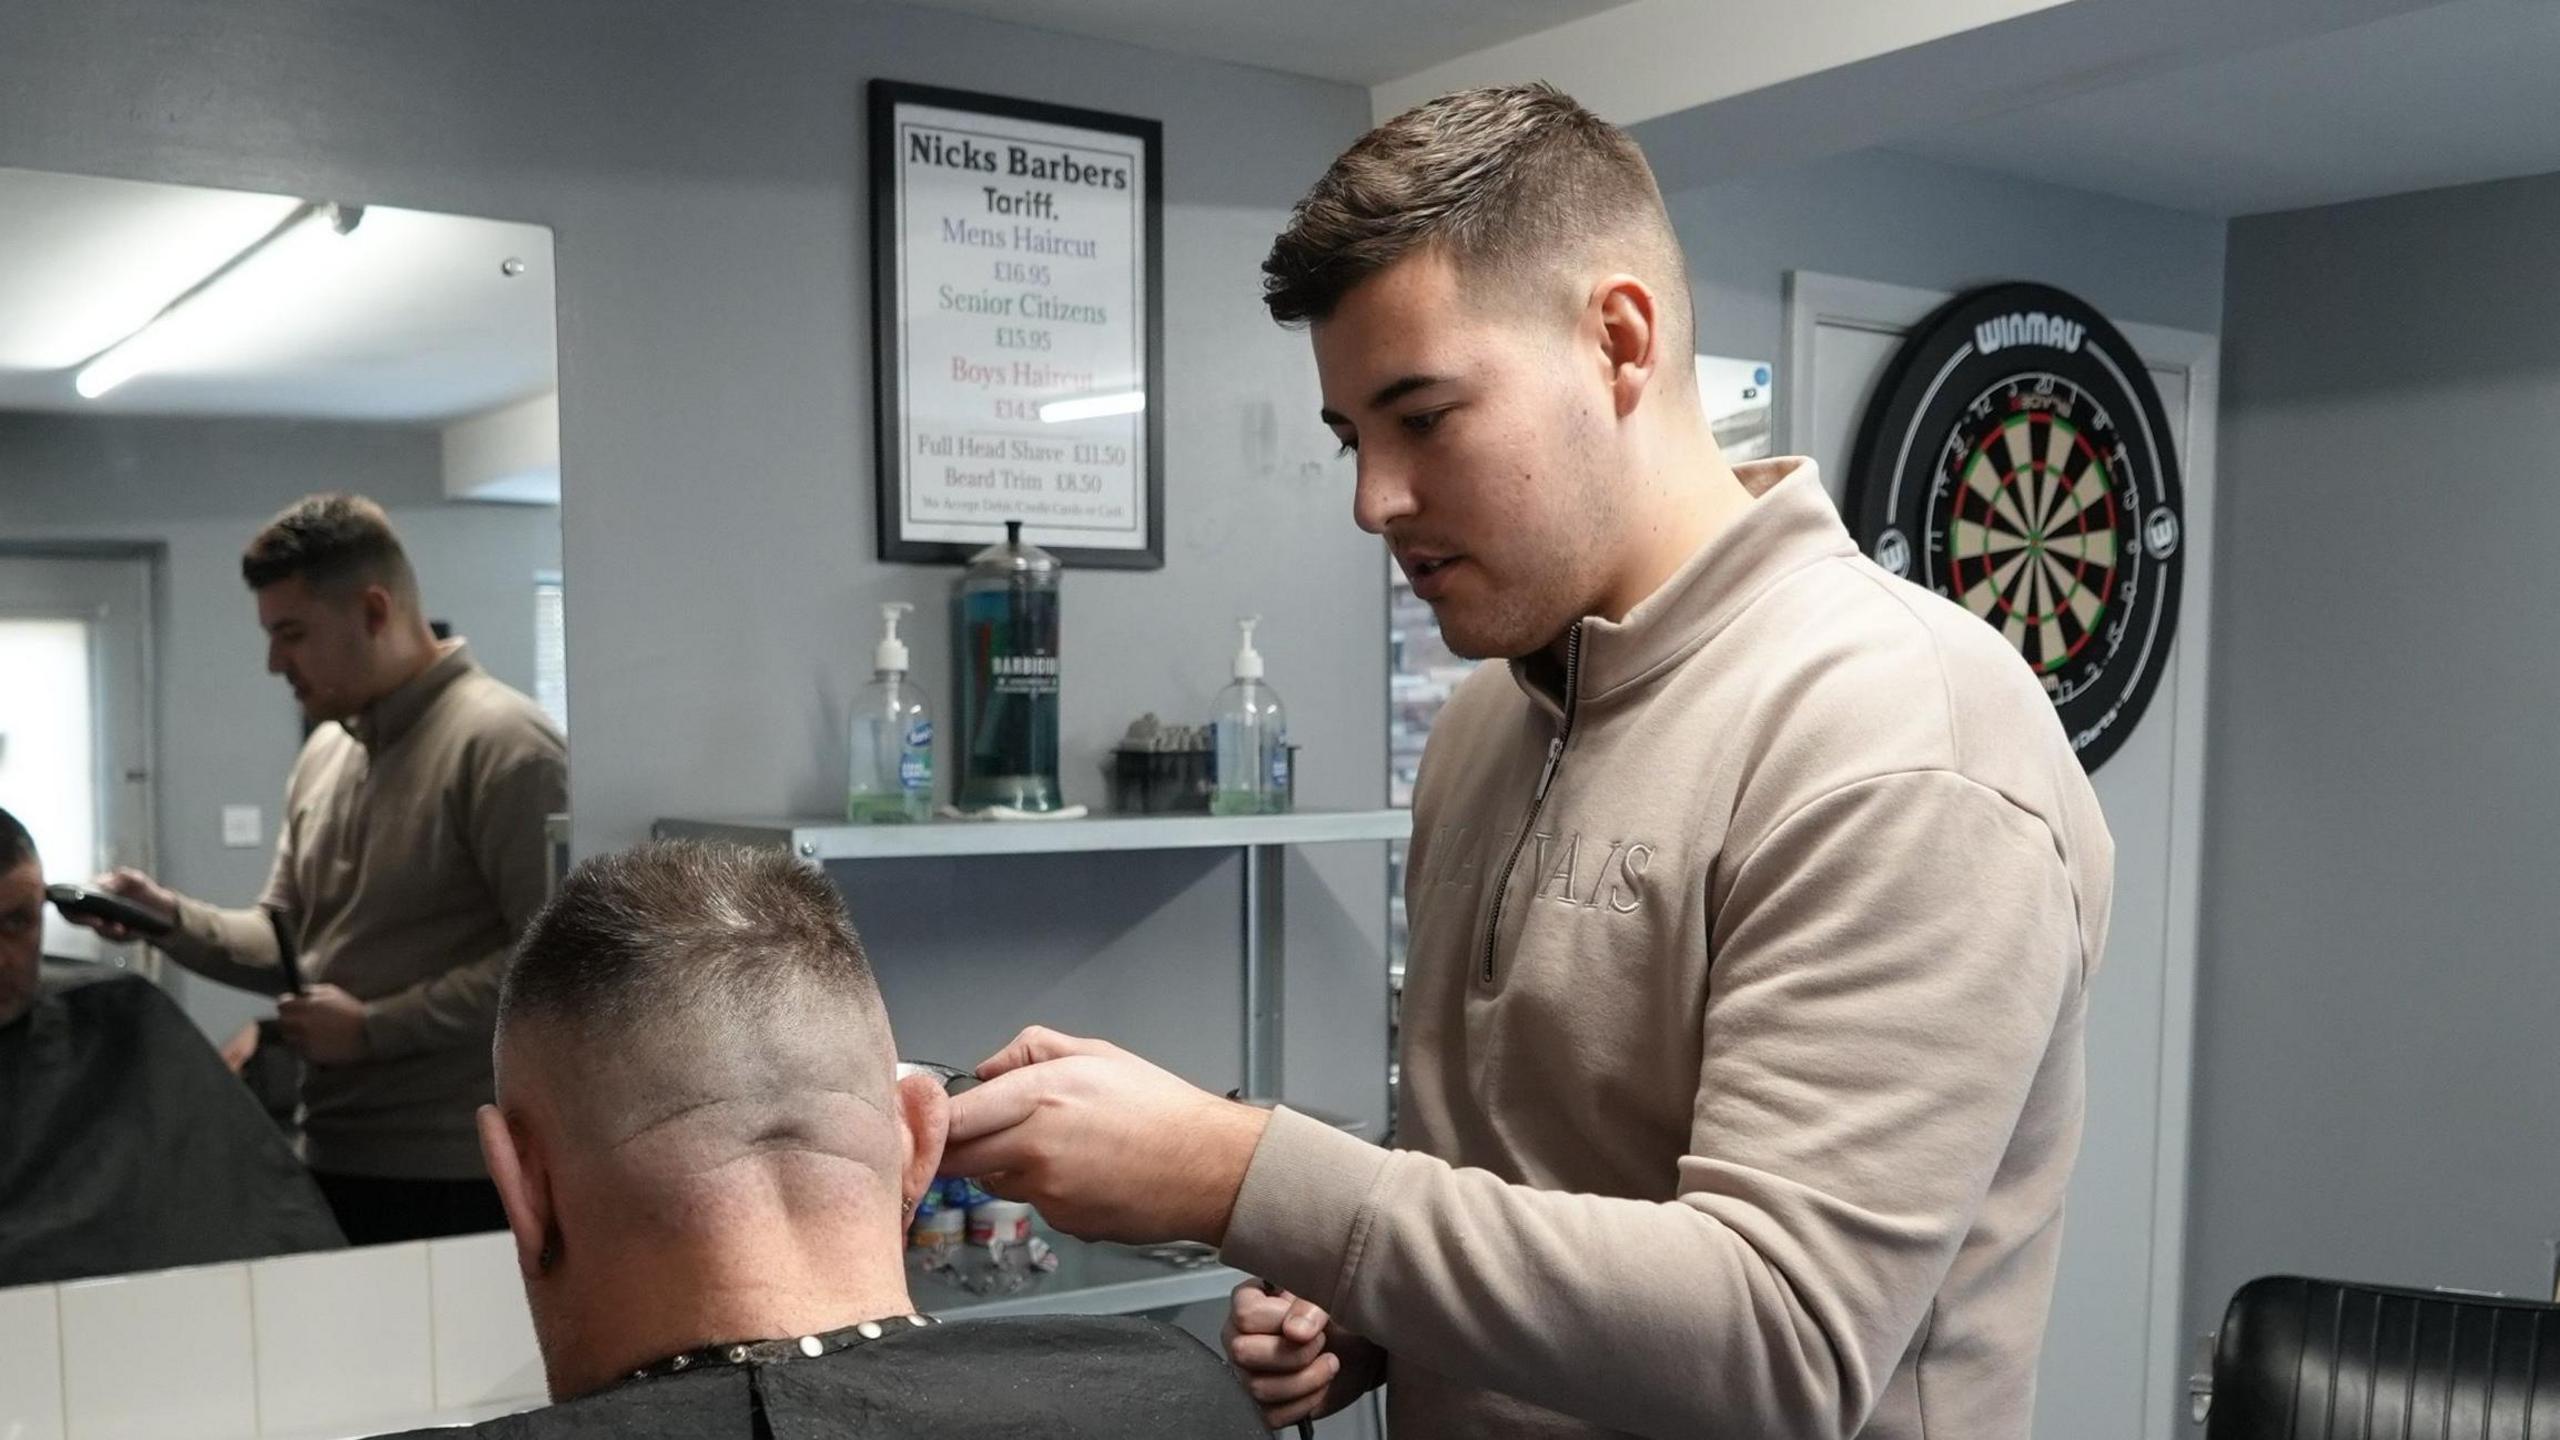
top-left (848, 602), bottom-right (934, 823)
top-left (1211, 616), bottom-right (1290, 816)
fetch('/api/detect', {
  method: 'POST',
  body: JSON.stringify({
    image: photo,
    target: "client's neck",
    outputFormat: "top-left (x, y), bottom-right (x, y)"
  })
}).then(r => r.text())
top-left (549, 1205), bottom-right (917, 1399)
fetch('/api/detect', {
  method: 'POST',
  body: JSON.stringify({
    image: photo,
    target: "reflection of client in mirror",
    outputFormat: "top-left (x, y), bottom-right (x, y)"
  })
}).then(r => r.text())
top-left (2, 805), bottom-right (343, 1285)
top-left (65, 493), bottom-right (567, 1245)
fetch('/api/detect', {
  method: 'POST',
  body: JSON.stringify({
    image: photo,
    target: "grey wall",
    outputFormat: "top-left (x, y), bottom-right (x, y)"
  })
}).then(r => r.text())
top-left (0, 411), bottom-right (562, 1038)
top-left (1644, 144), bottom-right (2230, 361)
top-left (0, 1), bottom-right (1387, 1123)
top-left (2184, 169), bottom-right (2560, 1351)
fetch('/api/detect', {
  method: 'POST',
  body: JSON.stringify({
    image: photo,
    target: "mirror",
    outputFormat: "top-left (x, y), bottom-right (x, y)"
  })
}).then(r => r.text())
top-left (0, 166), bottom-right (561, 1284)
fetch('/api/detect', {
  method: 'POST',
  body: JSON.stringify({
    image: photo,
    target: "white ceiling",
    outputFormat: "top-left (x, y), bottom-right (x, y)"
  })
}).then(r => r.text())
top-left (1887, 0), bottom-right (2560, 217)
top-left (1371, 0), bottom-right (2074, 125)
top-left (3, 0), bottom-right (2526, 439)
top-left (0, 168), bottom-right (555, 423)
top-left (879, 0), bottom-right (1633, 86)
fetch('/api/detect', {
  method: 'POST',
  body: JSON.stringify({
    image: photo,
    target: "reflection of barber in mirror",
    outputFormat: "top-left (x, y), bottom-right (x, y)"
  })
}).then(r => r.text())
top-left (943, 86), bottom-right (2114, 1440)
top-left (1, 805), bottom-right (343, 1284)
top-left (65, 493), bottom-right (567, 1246)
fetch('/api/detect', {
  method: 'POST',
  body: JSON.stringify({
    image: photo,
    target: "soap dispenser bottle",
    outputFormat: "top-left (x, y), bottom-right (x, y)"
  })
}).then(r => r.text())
top-left (1211, 616), bottom-right (1290, 815)
top-left (848, 602), bottom-right (934, 823)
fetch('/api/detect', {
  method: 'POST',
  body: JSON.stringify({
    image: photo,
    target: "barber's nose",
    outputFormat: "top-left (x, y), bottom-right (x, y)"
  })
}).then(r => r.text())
top-left (1352, 456), bottom-right (1418, 536)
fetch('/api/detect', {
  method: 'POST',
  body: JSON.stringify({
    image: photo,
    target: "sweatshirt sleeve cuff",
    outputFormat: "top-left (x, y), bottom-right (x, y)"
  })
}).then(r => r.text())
top-left (161, 896), bottom-right (228, 968)
top-left (1222, 1105), bottom-right (1395, 1309)
top-left (160, 896), bottom-right (277, 988)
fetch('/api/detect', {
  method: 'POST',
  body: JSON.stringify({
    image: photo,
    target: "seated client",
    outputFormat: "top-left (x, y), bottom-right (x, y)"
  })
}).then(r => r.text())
top-left (374, 841), bottom-right (1264, 1438)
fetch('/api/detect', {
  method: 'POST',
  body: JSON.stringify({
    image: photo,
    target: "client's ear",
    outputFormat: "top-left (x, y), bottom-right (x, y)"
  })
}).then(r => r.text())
top-left (478, 1103), bottom-right (557, 1281)
top-left (894, 1071), bottom-right (950, 1211)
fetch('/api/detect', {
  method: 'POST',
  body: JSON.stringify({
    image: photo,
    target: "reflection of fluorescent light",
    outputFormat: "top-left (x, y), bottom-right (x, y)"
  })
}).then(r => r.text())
top-left (1038, 390), bottom-right (1144, 423)
top-left (72, 333), bottom-right (168, 399)
top-left (73, 201), bottom-right (363, 401)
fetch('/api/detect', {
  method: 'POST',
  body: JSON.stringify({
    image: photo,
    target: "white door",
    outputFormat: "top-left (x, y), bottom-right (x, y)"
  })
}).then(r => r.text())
top-left (1783, 273), bottom-right (2216, 1440)
top-left (0, 551), bottom-right (155, 964)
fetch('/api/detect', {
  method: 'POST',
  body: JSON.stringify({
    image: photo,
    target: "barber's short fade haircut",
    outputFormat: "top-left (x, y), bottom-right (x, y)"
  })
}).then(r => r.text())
top-left (0, 805), bottom-right (35, 872)
top-left (1262, 81), bottom-right (1688, 333)
top-left (499, 840), bottom-right (883, 1053)
top-left (241, 493), bottom-right (419, 601)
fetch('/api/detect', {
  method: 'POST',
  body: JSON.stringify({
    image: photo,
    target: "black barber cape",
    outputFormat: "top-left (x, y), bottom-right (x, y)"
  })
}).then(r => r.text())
top-left (0, 961), bottom-right (344, 1285)
top-left (375, 1315), bottom-right (1271, 1439)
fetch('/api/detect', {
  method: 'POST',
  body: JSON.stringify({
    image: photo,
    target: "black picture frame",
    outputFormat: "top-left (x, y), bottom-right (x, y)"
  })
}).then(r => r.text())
top-left (868, 79), bottom-right (1167, 569)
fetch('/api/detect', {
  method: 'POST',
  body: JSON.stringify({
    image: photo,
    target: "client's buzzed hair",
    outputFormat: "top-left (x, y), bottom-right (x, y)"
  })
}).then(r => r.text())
top-left (499, 842), bottom-right (898, 1192)
top-left (502, 840), bottom-right (882, 1048)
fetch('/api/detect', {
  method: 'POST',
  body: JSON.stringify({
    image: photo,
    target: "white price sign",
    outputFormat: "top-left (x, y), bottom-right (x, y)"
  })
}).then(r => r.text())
top-left (871, 83), bottom-right (1163, 568)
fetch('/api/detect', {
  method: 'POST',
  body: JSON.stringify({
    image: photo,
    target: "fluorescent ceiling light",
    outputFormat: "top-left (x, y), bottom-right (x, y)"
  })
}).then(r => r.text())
top-left (1038, 390), bottom-right (1145, 423)
top-left (71, 328), bottom-right (173, 399)
top-left (74, 201), bottom-right (365, 401)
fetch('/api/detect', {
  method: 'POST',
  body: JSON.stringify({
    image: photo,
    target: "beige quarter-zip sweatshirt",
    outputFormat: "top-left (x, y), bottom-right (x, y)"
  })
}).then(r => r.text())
top-left (158, 640), bottom-right (565, 1180)
top-left (1225, 458), bottom-right (2114, 1439)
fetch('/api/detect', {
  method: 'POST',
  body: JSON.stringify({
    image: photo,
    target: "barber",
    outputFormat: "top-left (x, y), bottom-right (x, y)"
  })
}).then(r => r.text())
top-left (74, 493), bottom-right (564, 1245)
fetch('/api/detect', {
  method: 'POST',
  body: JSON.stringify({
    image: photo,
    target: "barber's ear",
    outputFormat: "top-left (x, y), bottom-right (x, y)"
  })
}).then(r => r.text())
top-left (895, 1071), bottom-right (951, 1207)
top-left (1590, 273), bottom-right (1663, 419)
top-left (361, 584), bottom-right (394, 639)
top-left (478, 1103), bottom-right (556, 1281)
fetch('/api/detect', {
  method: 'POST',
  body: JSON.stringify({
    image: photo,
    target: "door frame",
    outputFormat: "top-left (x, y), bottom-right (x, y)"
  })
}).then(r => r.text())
top-left (0, 542), bottom-right (161, 967)
top-left (1783, 271), bottom-right (2217, 1438)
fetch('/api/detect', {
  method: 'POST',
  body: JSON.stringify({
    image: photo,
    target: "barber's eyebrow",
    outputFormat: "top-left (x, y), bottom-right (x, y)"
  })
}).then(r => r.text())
top-left (1318, 373), bottom-right (1453, 427)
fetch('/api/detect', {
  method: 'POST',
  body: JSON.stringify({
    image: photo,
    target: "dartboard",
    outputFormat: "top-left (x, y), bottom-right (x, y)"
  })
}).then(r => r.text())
top-left (1843, 282), bottom-right (2185, 773)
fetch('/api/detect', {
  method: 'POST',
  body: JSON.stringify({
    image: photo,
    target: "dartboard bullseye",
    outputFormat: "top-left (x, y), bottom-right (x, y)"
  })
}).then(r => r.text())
top-left (1844, 283), bottom-right (2185, 773)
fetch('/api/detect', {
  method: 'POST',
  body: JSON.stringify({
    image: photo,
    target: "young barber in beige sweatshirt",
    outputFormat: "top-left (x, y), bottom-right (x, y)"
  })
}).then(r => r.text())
top-left (940, 84), bottom-right (2113, 1440)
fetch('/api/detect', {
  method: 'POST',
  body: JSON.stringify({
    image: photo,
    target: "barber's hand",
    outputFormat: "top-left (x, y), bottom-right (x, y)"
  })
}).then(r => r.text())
top-left (1225, 1281), bottom-right (1386, 1429)
top-left (276, 984), bottom-right (371, 1065)
top-left (67, 868), bottom-right (180, 942)
top-left (218, 1021), bottom-right (261, 1075)
top-left (941, 1027), bottom-right (1270, 1246)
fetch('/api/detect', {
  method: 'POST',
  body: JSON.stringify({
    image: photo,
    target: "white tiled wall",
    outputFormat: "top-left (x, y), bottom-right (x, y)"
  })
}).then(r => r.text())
top-left (58, 1263), bottom-right (258, 1440)
top-left (6, 1243), bottom-right (545, 1440)
top-left (251, 1246), bottom-right (433, 1437)
top-left (0, 1282), bottom-right (67, 1440)
top-left (427, 1233), bottom-right (544, 1412)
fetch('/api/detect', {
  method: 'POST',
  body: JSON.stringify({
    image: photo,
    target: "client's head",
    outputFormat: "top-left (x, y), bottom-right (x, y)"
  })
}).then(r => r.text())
top-left (0, 806), bottom-right (41, 1028)
top-left (478, 840), bottom-right (947, 1401)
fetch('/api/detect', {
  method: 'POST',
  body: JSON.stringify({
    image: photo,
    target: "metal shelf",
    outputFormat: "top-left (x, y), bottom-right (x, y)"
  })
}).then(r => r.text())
top-left (916, 1232), bottom-right (1242, 1321)
top-left (653, 807), bottom-right (1408, 1105)
top-left (653, 808), bottom-right (1410, 862)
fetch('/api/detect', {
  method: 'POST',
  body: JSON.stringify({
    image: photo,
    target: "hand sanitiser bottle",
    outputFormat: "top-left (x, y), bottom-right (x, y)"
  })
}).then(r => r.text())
top-left (848, 602), bottom-right (934, 823)
top-left (1211, 616), bottom-right (1290, 816)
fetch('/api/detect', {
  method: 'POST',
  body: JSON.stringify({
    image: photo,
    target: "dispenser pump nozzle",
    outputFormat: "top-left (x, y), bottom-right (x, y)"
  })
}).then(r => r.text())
top-left (1232, 615), bottom-right (1265, 681)
top-left (875, 602), bottom-right (913, 674)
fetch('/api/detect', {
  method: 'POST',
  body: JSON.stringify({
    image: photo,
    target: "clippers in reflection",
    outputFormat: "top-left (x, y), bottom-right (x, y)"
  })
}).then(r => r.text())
top-left (45, 883), bottom-right (173, 939)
